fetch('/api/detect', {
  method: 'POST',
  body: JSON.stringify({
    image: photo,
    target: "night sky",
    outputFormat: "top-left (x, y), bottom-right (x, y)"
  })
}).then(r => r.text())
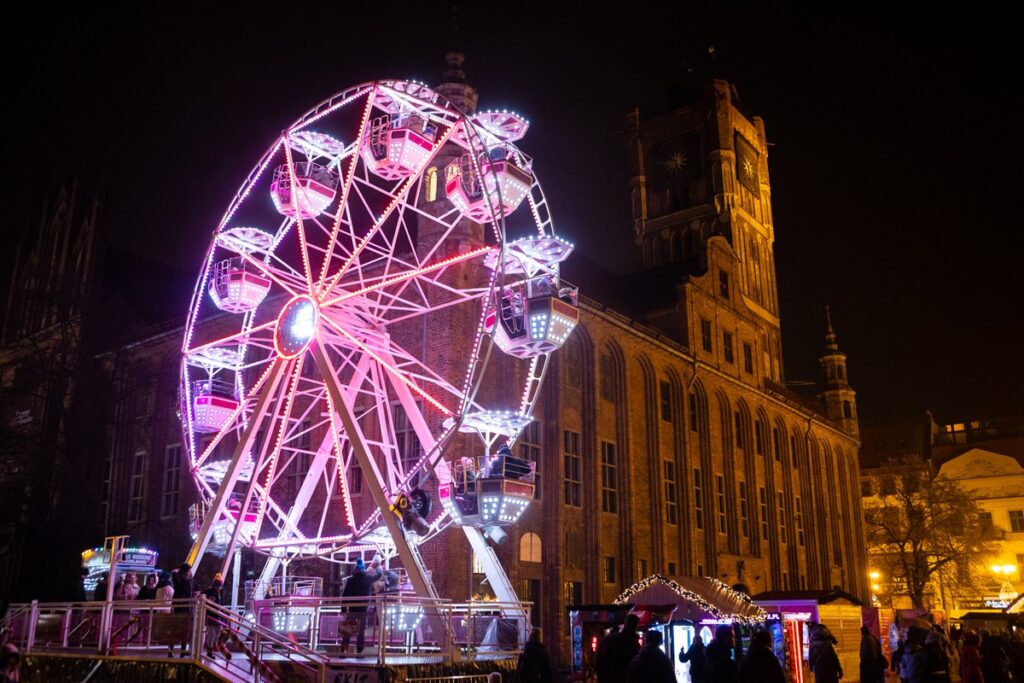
top-left (3, 5), bottom-right (1021, 423)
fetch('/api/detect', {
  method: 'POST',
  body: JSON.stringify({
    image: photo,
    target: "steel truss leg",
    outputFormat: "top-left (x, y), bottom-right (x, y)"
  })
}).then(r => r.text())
top-left (187, 359), bottom-right (288, 569)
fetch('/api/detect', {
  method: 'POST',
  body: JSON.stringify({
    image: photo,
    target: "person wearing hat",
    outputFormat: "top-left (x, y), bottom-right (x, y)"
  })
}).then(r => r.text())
top-left (203, 573), bottom-right (224, 605)
top-left (340, 558), bottom-right (382, 654)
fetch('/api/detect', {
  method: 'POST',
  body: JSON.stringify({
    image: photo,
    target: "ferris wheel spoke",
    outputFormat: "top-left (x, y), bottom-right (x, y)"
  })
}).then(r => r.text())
top-left (315, 88), bottom-right (377, 295)
top-left (282, 136), bottom-right (317, 294)
top-left (320, 123), bottom-right (459, 295)
top-left (185, 319), bottom-right (277, 356)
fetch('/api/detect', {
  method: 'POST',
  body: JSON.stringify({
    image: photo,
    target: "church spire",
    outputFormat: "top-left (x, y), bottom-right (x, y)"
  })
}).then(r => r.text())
top-left (818, 306), bottom-right (858, 437)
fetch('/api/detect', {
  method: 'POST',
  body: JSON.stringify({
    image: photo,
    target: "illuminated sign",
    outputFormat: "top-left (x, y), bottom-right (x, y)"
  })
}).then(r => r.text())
top-left (783, 611), bottom-right (814, 621)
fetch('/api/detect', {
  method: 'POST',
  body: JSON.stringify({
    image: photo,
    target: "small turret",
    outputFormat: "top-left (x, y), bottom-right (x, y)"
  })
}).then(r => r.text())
top-left (819, 306), bottom-right (859, 437)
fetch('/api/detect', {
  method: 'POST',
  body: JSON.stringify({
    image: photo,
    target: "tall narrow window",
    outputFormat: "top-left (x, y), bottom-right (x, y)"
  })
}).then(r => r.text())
top-left (564, 581), bottom-right (583, 606)
top-left (734, 412), bottom-right (745, 449)
top-left (128, 449), bottom-right (146, 523)
top-left (759, 487), bottom-right (769, 540)
top-left (723, 332), bottom-right (734, 364)
top-left (718, 270), bottom-right (730, 299)
top-left (689, 393), bottom-right (698, 432)
top-left (520, 421), bottom-right (542, 500)
top-left (773, 428), bottom-right (782, 462)
top-left (693, 469), bottom-right (704, 529)
top-left (660, 381), bottom-right (672, 421)
top-left (755, 421), bottom-right (764, 454)
top-left (600, 353), bottom-right (616, 401)
top-left (700, 319), bottom-right (713, 353)
top-left (161, 444), bottom-right (181, 518)
top-left (716, 475), bottom-right (727, 533)
top-left (564, 338), bottom-right (582, 387)
top-left (738, 481), bottom-right (750, 538)
top-left (791, 434), bottom-right (799, 468)
top-left (795, 497), bottom-right (805, 546)
top-left (604, 556), bottom-right (616, 583)
top-left (664, 460), bottom-right (678, 525)
top-left (600, 441), bottom-right (618, 513)
top-left (843, 401), bottom-right (852, 418)
top-left (564, 430), bottom-right (582, 507)
top-left (743, 342), bottom-right (754, 373)
top-left (393, 405), bottom-right (422, 472)
top-left (778, 491), bottom-right (788, 542)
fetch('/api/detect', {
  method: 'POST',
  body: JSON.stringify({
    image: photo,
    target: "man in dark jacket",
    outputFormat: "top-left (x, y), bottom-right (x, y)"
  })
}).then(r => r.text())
top-left (680, 634), bottom-right (707, 683)
top-left (738, 629), bottom-right (785, 683)
top-left (599, 613), bottom-right (640, 683)
top-left (340, 558), bottom-right (382, 653)
top-left (627, 629), bottom-right (675, 683)
top-left (171, 562), bottom-right (195, 613)
top-left (704, 624), bottom-right (739, 683)
top-left (860, 625), bottom-right (887, 683)
top-left (810, 623), bottom-right (844, 683)
top-left (517, 627), bottom-right (554, 683)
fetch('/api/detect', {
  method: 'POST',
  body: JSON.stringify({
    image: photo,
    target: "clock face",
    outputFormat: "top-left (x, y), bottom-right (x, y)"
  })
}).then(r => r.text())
top-left (644, 131), bottom-right (701, 217)
top-left (734, 133), bottom-right (761, 197)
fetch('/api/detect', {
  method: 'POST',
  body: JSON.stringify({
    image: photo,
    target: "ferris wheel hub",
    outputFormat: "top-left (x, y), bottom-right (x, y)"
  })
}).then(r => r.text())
top-left (274, 295), bottom-right (319, 359)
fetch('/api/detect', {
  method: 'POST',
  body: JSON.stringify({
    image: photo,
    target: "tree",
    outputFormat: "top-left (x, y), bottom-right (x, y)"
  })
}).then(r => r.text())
top-left (864, 458), bottom-right (1000, 609)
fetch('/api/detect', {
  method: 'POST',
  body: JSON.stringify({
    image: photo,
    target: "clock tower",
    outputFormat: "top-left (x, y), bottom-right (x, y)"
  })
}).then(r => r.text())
top-left (625, 80), bottom-right (784, 383)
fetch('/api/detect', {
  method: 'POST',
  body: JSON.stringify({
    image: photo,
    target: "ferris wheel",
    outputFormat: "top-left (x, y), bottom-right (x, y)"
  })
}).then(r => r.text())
top-left (179, 80), bottom-right (579, 601)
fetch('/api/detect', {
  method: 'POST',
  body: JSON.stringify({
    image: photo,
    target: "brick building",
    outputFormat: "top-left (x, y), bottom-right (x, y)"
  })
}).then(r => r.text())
top-left (76, 58), bottom-right (866, 666)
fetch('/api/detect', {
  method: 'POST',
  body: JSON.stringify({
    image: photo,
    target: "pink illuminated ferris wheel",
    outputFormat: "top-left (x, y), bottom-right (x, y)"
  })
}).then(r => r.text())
top-left (179, 80), bottom-right (579, 600)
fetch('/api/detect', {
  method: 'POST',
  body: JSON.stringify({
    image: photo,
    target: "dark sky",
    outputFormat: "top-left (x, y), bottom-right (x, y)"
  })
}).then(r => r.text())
top-left (3, 5), bottom-right (1022, 423)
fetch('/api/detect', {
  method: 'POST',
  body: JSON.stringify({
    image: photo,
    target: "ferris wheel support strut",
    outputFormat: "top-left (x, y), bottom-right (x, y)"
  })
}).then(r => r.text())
top-left (378, 348), bottom-right (525, 618)
top-left (187, 359), bottom-right (288, 568)
top-left (250, 353), bottom-right (374, 596)
top-left (311, 339), bottom-right (441, 603)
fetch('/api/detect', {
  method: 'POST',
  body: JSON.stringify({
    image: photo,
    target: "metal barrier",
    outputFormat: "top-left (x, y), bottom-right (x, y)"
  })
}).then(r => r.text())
top-left (0, 594), bottom-right (530, 677)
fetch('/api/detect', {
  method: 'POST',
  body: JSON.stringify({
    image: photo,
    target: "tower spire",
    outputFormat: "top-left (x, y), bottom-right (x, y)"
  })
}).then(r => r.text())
top-left (818, 306), bottom-right (858, 437)
top-left (824, 305), bottom-right (838, 352)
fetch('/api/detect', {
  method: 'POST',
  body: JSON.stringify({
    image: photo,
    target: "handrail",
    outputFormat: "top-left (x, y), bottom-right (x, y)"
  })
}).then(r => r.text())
top-left (67, 615), bottom-right (97, 644)
top-left (204, 599), bottom-right (326, 674)
top-left (214, 627), bottom-right (283, 683)
top-left (108, 615), bottom-right (142, 656)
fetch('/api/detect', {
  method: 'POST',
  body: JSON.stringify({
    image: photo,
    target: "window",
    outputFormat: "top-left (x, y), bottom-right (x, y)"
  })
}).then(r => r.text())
top-left (701, 319), bottom-right (713, 353)
top-left (664, 460), bottom-right (678, 525)
top-left (778, 492), bottom-right (787, 542)
top-left (791, 434), bottom-right (799, 467)
top-left (723, 332), bottom-right (734, 364)
top-left (689, 393), bottom-right (698, 432)
top-left (288, 420), bottom-right (312, 493)
top-left (424, 166), bottom-right (438, 202)
top-left (660, 381), bottom-right (672, 421)
top-left (697, 564), bottom-right (704, 577)
top-left (693, 469), bottom-right (704, 529)
top-left (795, 497), bottom-right (805, 546)
top-left (564, 581), bottom-right (583, 606)
top-left (879, 477), bottom-right (897, 496)
top-left (564, 430), bottom-right (582, 506)
top-left (604, 556), bottom-right (616, 583)
top-left (843, 401), bottom-right (852, 418)
top-left (773, 428), bottom-right (782, 462)
top-left (759, 487), bottom-right (769, 540)
top-left (161, 444), bottom-right (181, 518)
top-left (601, 441), bottom-right (618, 513)
top-left (600, 353), bottom-right (616, 401)
top-left (349, 464), bottom-right (363, 495)
top-left (734, 412), bottom-right (745, 449)
top-left (1010, 511), bottom-right (1024, 533)
top-left (519, 579), bottom-right (541, 626)
top-left (716, 475), bottom-right (727, 533)
top-left (638, 559), bottom-right (648, 577)
top-left (393, 406), bottom-right (422, 472)
top-left (837, 366), bottom-right (845, 380)
top-left (667, 561), bottom-right (677, 576)
top-left (520, 421), bottom-right (542, 500)
top-left (128, 449), bottom-right (146, 523)
top-left (564, 338), bottom-right (582, 387)
top-left (743, 343), bottom-right (754, 373)
top-left (755, 421), bottom-right (765, 455)
top-left (738, 481), bottom-right (750, 538)
top-left (861, 480), bottom-right (873, 497)
top-left (520, 532), bottom-right (542, 563)
top-left (718, 270), bottom-right (730, 299)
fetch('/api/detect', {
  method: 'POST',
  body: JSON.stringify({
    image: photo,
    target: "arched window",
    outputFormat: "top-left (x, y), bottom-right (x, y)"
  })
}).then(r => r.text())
top-left (519, 532), bottom-right (542, 563)
top-left (424, 167), bottom-right (438, 202)
top-left (843, 401), bottom-right (852, 418)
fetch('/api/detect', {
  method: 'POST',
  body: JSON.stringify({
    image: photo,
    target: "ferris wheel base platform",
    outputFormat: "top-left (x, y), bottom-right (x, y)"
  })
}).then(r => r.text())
top-left (20, 650), bottom-right (518, 682)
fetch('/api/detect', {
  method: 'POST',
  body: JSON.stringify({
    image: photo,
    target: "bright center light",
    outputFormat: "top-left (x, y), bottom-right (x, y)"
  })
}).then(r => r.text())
top-left (291, 302), bottom-right (315, 340)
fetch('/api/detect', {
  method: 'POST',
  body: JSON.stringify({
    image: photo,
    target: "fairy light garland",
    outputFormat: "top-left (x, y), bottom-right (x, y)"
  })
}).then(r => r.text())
top-left (614, 574), bottom-right (767, 625)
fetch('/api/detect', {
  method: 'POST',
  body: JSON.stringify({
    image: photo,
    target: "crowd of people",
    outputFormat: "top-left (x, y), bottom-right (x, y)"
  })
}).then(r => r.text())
top-left (881, 622), bottom-right (1024, 683)
top-left (85, 562), bottom-right (223, 607)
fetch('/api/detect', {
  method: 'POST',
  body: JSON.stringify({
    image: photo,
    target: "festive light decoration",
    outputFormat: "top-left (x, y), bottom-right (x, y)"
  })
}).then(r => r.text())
top-left (178, 79), bottom-right (577, 606)
top-left (614, 575), bottom-right (768, 626)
